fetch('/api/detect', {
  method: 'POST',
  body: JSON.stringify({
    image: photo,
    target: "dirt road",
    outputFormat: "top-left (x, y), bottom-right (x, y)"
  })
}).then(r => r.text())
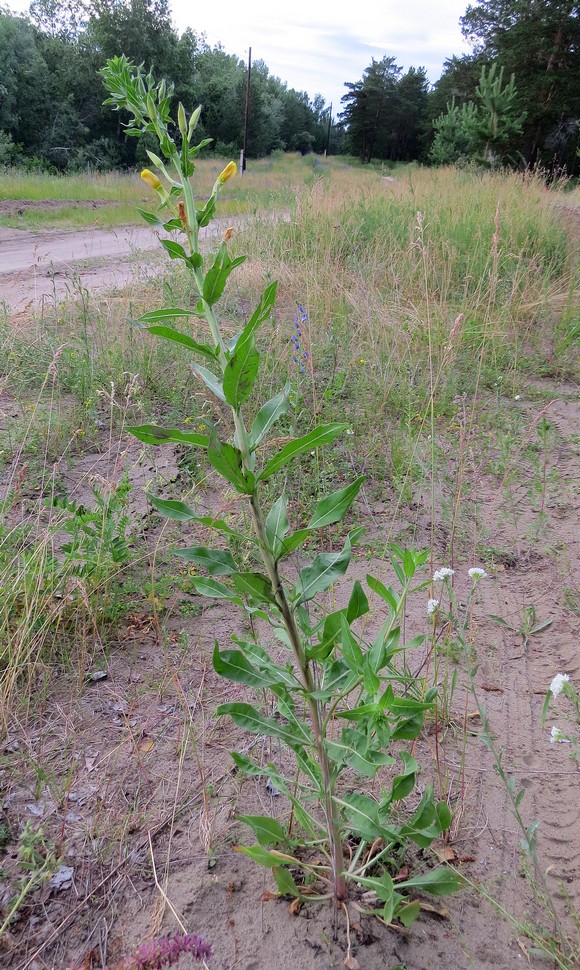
top-left (0, 221), bottom-right (227, 313)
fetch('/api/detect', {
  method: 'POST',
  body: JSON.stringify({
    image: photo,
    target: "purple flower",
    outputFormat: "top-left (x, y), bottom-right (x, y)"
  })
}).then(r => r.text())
top-left (114, 932), bottom-right (212, 969)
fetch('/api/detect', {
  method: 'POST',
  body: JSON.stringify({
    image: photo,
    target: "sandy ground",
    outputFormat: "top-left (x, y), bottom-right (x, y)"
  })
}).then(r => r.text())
top-left (0, 220), bottom-right (234, 313)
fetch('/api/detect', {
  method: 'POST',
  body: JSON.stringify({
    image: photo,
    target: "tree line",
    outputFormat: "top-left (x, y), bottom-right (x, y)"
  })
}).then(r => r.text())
top-left (1, 0), bottom-right (579, 174)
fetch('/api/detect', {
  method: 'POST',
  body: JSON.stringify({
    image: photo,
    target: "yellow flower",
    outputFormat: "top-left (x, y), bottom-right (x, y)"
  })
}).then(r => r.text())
top-left (217, 161), bottom-right (237, 184)
top-left (359, 358), bottom-right (365, 365)
top-left (141, 168), bottom-right (162, 191)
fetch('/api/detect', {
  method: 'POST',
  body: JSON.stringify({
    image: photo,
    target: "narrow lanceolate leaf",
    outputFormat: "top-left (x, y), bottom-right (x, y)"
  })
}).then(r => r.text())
top-left (396, 867), bottom-right (464, 897)
top-left (295, 531), bottom-right (359, 604)
top-left (190, 577), bottom-right (241, 600)
top-left (238, 815), bottom-right (287, 847)
top-left (139, 325), bottom-right (216, 362)
top-left (234, 845), bottom-right (297, 868)
top-left (137, 208), bottom-right (162, 226)
top-left (231, 572), bottom-right (277, 604)
top-left (147, 495), bottom-right (197, 521)
top-left (223, 339), bottom-right (260, 409)
top-left (197, 195), bottom-right (216, 227)
top-left (216, 702), bottom-right (310, 748)
top-left (250, 384), bottom-right (290, 451)
top-left (175, 546), bottom-right (237, 575)
top-left (128, 424), bottom-right (209, 447)
top-left (191, 363), bottom-right (226, 403)
top-left (244, 281), bottom-right (278, 339)
top-left (259, 423), bottom-right (349, 481)
top-left (207, 436), bottom-right (252, 493)
top-left (212, 643), bottom-right (270, 688)
top-left (264, 495), bottom-right (289, 560)
top-left (135, 308), bottom-right (203, 324)
top-left (203, 243), bottom-right (246, 305)
top-left (347, 580), bottom-right (369, 623)
top-left (308, 476), bottom-right (366, 530)
top-left (340, 615), bottom-right (363, 673)
top-left (161, 239), bottom-right (189, 260)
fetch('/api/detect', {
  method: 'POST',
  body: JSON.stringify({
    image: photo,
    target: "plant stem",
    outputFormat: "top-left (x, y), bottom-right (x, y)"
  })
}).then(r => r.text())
top-left (247, 489), bottom-right (348, 901)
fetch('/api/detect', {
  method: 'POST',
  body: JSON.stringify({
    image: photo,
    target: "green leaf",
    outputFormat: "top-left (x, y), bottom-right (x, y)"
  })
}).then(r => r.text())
top-left (140, 325), bottom-right (216, 362)
top-left (128, 424), bottom-right (209, 447)
top-left (336, 792), bottom-right (384, 841)
top-left (243, 281), bottom-right (278, 338)
top-left (355, 871), bottom-right (395, 904)
top-left (397, 900), bottom-right (421, 927)
top-left (272, 867), bottom-right (302, 897)
top-left (217, 703), bottom-right (310, 748)
top-left (196, 194), bottom-right (216, 227)
top-left (346, 580), bottom-right (369, 623)
top-left (265, 495), bottom-right (289, 560)
top-left (203, 243), bottom-right (246, 305)
top-left (234, 845), bottom-right (289, 867)
top-left (396, 867), bottom-right (463, 897)
top-left (366, 575), bottom-right (398, 612)
top-left (308, 476), bottom-right (365, 529)
top-left (161, 239), bottom-right (188, 260)
top-left (175, 546), bottom-right (237, 575)
top-left (250, 384), bottom-right (290, 451)
top-left (147, 495), bottom-right (197, 521)
top-left (238, 815), bottom-right (287, 847)
top-left (295, 531), bottom-right (356, 604)
top-left (223, 339), bottom-right (260, 409)
top-left (191, 363), bottom-right (226, 403)
top-left (231, 572), bottom-right (277, 604)
top-left (207, 435), bottom-right (252, 493)
top-left (190, 577), bottom-right (240, 600)
top-left (259, 423), bottom-right (349, 481)
top-left (391, 752), bottom-right (418, 801)
top-left (137, 208), bottom-right (162, 226)
top-left (340, 615), bottom-right (363, 672)
top-left (278, 528), bottom-right (312, 559)
top-left (135, 308), bottom-right (203, 324)
top-left (212, 644), bottom-right (268, 688)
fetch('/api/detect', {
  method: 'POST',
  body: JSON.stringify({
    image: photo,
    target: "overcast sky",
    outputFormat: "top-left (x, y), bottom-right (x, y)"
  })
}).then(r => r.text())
top-left (7, 0), bottom-right (472, 111)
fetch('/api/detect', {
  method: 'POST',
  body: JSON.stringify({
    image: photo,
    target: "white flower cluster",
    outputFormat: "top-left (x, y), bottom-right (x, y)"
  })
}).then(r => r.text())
top-left (468, 567), bottom-right (488, 580)
top-left (550, 673), bottom-right (570, 698)
top-left (427, 598), bottom-right (439, 616)
top-left (550, 726), bottom-right (570, 744)
top-left (432, 567), bottom-right (455, 582)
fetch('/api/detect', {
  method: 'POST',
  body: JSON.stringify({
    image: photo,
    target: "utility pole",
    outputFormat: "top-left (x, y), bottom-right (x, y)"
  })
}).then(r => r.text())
top-left (324, 103), bottom-right (332, 157)
top-left (242, 47), bottom-right (252, 174)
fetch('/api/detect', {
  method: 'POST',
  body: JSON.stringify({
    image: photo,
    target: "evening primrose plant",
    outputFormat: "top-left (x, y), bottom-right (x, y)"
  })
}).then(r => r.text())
top-left (101, 56), bottom-right (461, 927)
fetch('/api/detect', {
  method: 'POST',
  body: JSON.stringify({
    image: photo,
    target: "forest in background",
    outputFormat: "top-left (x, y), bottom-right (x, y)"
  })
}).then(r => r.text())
top-left (0, 0), bottom-right (579, 174)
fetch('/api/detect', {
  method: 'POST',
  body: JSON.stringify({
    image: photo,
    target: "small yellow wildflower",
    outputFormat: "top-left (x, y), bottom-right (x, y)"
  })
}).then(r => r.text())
top-left (141, 168), bottom-right (162, 190)
top-left (217, 161), bottom-right (237, 184)
top-left (184, 416), bottom-right (192, 423)
top-left (359, 358), bottom-right (365, 365)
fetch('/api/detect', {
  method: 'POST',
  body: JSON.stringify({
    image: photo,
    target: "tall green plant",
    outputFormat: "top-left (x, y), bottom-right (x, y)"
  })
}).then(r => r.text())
top-left (101, 55), bottom-right (461, 925)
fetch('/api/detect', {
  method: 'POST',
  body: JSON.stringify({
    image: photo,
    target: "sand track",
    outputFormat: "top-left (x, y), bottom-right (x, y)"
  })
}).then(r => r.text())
top-left (0, 220), bottom-right (233, 313)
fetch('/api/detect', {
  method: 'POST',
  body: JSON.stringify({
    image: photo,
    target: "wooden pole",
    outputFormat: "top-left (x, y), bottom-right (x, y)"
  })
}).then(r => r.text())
top-left (325, 103), bottom-right (332, 157)
top-left (242, 46), bottom-right (252, 173)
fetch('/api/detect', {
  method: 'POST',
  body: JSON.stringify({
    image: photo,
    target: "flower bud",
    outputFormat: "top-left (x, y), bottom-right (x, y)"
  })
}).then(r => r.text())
top-left (146, 151), bottom-right (163, 169)
top-left (141, 168), bottom-right (162, 191)
top-left (188, 105), bottom-right (202, 138)
top-left (217, 161), bottom-right (237, 184)
top-left (146, 93), bottom-right (157, 120)
top-left (178, 102), bottom-right (187, 139)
